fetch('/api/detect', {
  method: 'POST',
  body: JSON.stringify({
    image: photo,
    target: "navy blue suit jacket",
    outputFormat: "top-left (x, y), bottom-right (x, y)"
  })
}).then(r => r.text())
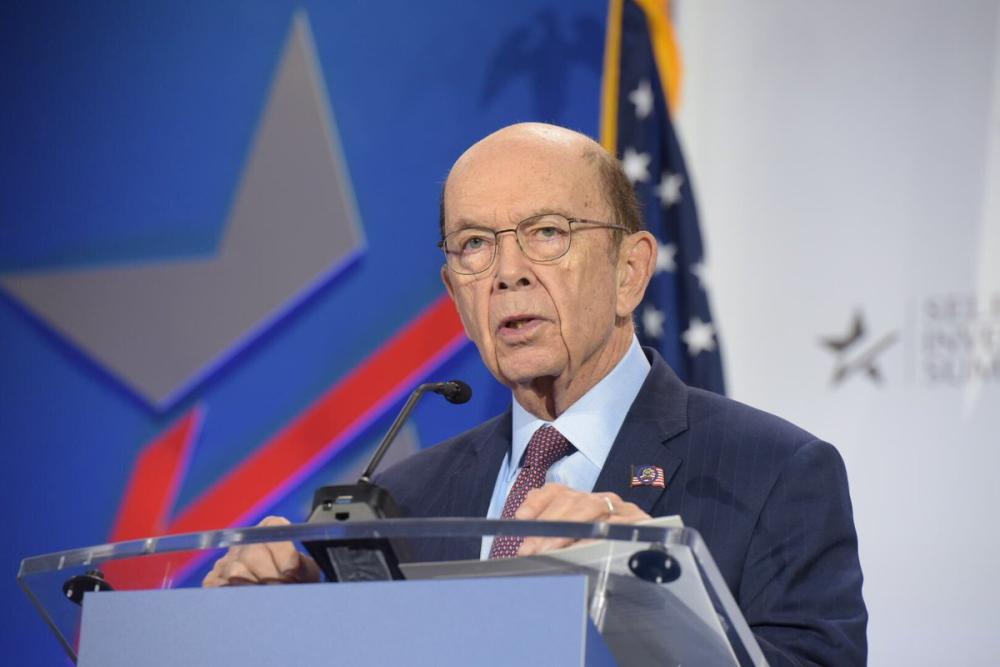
top-left (378, 349), bottom-right (867, 666)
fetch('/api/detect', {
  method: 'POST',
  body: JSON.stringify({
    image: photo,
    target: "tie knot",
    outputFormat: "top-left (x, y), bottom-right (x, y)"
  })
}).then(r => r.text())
top-left (523, 425), bottom-right (573, 470)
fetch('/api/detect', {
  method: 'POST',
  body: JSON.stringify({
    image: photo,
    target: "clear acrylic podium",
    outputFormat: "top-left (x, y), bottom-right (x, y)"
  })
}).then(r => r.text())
top-left (17, 519), bottom-right (768, 666)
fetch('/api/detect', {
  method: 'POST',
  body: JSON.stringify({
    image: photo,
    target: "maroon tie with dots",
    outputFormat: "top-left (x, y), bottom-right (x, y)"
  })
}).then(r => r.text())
top-left (489, 425), bottom-right (575, 559)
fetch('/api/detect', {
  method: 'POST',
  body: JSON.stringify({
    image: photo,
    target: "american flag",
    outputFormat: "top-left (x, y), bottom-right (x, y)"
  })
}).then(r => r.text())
top-left (600, 0), bottom-right (725, 394)
top-left (630, 464), bottom-right (666, 488)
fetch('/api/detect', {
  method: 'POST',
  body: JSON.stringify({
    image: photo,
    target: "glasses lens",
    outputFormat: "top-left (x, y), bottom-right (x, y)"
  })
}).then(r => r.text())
top-left (444, 228), bottom-right (496, 274)
top-left (517, 214), bottom-right (571, 261)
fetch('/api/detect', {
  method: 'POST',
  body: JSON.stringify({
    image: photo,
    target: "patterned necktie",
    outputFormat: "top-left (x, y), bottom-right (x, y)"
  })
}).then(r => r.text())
top-left (489, 425), bottom-right (574, 559)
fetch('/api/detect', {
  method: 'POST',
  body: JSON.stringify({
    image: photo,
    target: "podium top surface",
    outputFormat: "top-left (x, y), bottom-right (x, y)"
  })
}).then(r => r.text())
top-left (18, 518), bottom-right (693, 577)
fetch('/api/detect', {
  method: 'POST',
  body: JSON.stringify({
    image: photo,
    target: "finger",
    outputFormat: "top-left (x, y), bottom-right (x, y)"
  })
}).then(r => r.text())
top-left (528, 490), bottom-right (605, 523)
top-left (294, 553), bottom-right (323, 583)
top-left (605, 502), bottom-right (649, 523)
top-left (258, 515), bottom-right (291, 527)
top-left (515, 483), bottom-right (569, 520)
top-left (254, 516), bottom-right (310, 580)
top-left (214, 542), bottom-right (283, 584)
top-left (518, 489), bottom-right (600, 555)
top-left (202, 557), bottom-right (228, 588)
top-left (204, 547), bottom-right (249, 587)
top-left (202, 549), bottom-right (227, 587)
top-left (264, 540), bottom-right (303, 577)
top-left (277, 549), bottom-right (322, 583)
top-left (219, 557), bottom-right (259, 585)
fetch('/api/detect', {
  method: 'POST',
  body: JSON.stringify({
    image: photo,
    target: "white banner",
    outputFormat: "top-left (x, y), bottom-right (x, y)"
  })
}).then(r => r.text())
top-left (678, 2), bottom-right (1000, 664)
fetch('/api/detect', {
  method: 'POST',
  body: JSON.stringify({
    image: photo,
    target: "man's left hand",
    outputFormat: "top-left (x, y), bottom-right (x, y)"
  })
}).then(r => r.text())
top-left (513, 482), bottom-right (650, 556)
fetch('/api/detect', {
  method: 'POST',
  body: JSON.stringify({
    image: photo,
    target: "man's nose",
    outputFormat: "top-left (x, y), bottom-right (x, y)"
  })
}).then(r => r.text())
top-left (493, 230), bottom-right (532, 290)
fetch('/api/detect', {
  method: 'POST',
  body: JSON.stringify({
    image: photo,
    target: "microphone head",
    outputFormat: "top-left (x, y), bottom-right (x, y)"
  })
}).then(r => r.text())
top-left (436, 380), bottom-right (472, 404)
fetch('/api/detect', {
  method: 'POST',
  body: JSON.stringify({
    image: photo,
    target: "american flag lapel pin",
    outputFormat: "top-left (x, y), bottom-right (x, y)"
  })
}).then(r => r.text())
top-left (630, 464), bottom-right (666, 489)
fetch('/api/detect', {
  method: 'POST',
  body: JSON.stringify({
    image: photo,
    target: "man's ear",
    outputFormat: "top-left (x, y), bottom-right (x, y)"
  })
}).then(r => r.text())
top-left (615, 231), bottom-right (656, 318)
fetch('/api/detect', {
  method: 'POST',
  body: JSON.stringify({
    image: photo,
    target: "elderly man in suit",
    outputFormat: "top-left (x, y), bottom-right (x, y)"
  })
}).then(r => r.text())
top-left (205, 122), bottom-right (867, 666)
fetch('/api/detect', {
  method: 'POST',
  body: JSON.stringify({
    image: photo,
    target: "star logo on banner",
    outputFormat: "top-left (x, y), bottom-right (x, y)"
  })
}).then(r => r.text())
top-left (656, 172), bottom-right (684, 207)
top-left (628, 79), bottom-right (653, 119)
top-left (682, 317), bottom-right (716, 355)
top-left (820, 310), bottom-right (898, 386)
top-left (656, 242), bottom-right (677, 273)
top-left (642, 305), bottom-right (666, 339)
top-left (621, 147), bottom-right (651, 184)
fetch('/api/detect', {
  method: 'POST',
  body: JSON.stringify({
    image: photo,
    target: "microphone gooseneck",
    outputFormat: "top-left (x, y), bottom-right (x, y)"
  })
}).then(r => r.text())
top-left (357, 380), bottom-right (472, 484)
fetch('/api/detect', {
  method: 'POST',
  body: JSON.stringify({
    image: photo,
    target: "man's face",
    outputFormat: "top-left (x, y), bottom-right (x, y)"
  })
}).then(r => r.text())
top-left (441, 129), bottom-right (632, 395)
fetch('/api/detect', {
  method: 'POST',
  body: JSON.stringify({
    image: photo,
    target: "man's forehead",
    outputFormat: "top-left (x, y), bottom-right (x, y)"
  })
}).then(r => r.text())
top-left (445, 137), bottom-right (604, 220)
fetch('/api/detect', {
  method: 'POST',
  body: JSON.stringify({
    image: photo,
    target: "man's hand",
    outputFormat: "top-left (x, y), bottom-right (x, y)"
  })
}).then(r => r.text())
top-left (514, 483), bottom-right (650, 556)
top-left (202, 516), bottom-right (322, 587)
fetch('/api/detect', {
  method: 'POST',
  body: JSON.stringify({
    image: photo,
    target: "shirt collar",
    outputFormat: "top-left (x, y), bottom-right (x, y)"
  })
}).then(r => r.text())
top-left (510, 336), bottom-right (651, 471)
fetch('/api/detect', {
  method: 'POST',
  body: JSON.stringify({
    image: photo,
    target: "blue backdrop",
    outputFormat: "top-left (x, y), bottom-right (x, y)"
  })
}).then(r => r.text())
top-left (0, 2), bottom-right (608, 664)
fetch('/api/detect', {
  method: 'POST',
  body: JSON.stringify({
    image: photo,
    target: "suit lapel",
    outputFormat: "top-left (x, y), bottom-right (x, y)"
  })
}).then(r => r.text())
top-left (457, 410), bottom-right (512, 517)
top-left (592, 350), bottom-right (689, 515)
top-left (431, 410), bottom-right (511, 561)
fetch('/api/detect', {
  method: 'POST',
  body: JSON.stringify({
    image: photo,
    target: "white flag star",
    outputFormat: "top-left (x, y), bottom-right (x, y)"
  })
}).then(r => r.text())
top-left (628, 79), bottom-right (653, 119)
top-left (690, 261), bottom-right (710, 292)
top-left (656, 172), bottom-right (684, 206)
top-left (621, 147), bottom-right (651, 185)
top-left (642, 305), bottom-right (666, 339)
top-left (656, 242), bottom-right (677, 273)
top-left (682, 317), bottom-right (717, 356)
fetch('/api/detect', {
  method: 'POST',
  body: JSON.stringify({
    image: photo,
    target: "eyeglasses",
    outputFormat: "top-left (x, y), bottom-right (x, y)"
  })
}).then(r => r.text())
top-left (438, 213), bottom-right (629, 275)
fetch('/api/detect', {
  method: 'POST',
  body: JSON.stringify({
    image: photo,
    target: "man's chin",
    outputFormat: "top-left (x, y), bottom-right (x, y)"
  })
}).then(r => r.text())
top-left (495, 350), bottom-right (564, 388)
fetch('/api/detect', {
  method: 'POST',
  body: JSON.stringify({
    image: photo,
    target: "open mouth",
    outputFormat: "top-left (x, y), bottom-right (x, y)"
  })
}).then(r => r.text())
top-left (505, 318), bottom-right (533, 330)
top-left (499, 316), bottom-right (540, 333)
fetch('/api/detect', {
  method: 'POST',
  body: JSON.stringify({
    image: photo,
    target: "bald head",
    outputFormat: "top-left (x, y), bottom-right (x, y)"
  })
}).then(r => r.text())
top-left (439, 123), bottom-right (641, 240)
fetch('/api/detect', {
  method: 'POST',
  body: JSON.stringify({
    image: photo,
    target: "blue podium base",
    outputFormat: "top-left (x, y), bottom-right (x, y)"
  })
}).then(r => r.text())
top-left (77, 575), bottom-right (615, 666)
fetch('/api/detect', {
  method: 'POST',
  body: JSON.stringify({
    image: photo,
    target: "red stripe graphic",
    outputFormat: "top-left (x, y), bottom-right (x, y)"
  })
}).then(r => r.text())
top-left (105, 409), bottom-right (202, 589)
top-left (109, 409), bottom-right (202, 541)
top-left (108, 294), bottom-right (466, 589)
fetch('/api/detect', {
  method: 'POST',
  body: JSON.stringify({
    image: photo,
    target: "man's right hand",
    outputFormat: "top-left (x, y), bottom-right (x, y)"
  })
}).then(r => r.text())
top-left (202, 516), bottom-right (322, 587)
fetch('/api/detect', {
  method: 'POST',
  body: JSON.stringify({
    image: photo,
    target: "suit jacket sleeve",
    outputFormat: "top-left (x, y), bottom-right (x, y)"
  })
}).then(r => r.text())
top-left (739, 438), bottom-right (867, 666)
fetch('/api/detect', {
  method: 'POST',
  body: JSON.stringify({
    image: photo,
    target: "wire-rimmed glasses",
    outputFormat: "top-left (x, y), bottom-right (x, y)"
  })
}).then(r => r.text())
top-left (438, 213), bottom-right (629, 275)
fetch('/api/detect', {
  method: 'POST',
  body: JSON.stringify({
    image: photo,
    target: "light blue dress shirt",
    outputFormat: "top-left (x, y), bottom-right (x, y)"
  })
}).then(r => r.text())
top-left (480, 336), bottom-right (651, 558)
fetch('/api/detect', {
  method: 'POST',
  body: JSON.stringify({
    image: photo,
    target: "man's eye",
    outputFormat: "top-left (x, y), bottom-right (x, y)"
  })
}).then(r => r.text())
top-left (461, 235), bottom-right (491, 252)
top-left (529, 226), bottom-right (564, 240)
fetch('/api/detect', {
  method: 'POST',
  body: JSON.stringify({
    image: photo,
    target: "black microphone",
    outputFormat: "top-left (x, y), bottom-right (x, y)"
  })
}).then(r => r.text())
top-left (304, 379), bottom-right (471, 583)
